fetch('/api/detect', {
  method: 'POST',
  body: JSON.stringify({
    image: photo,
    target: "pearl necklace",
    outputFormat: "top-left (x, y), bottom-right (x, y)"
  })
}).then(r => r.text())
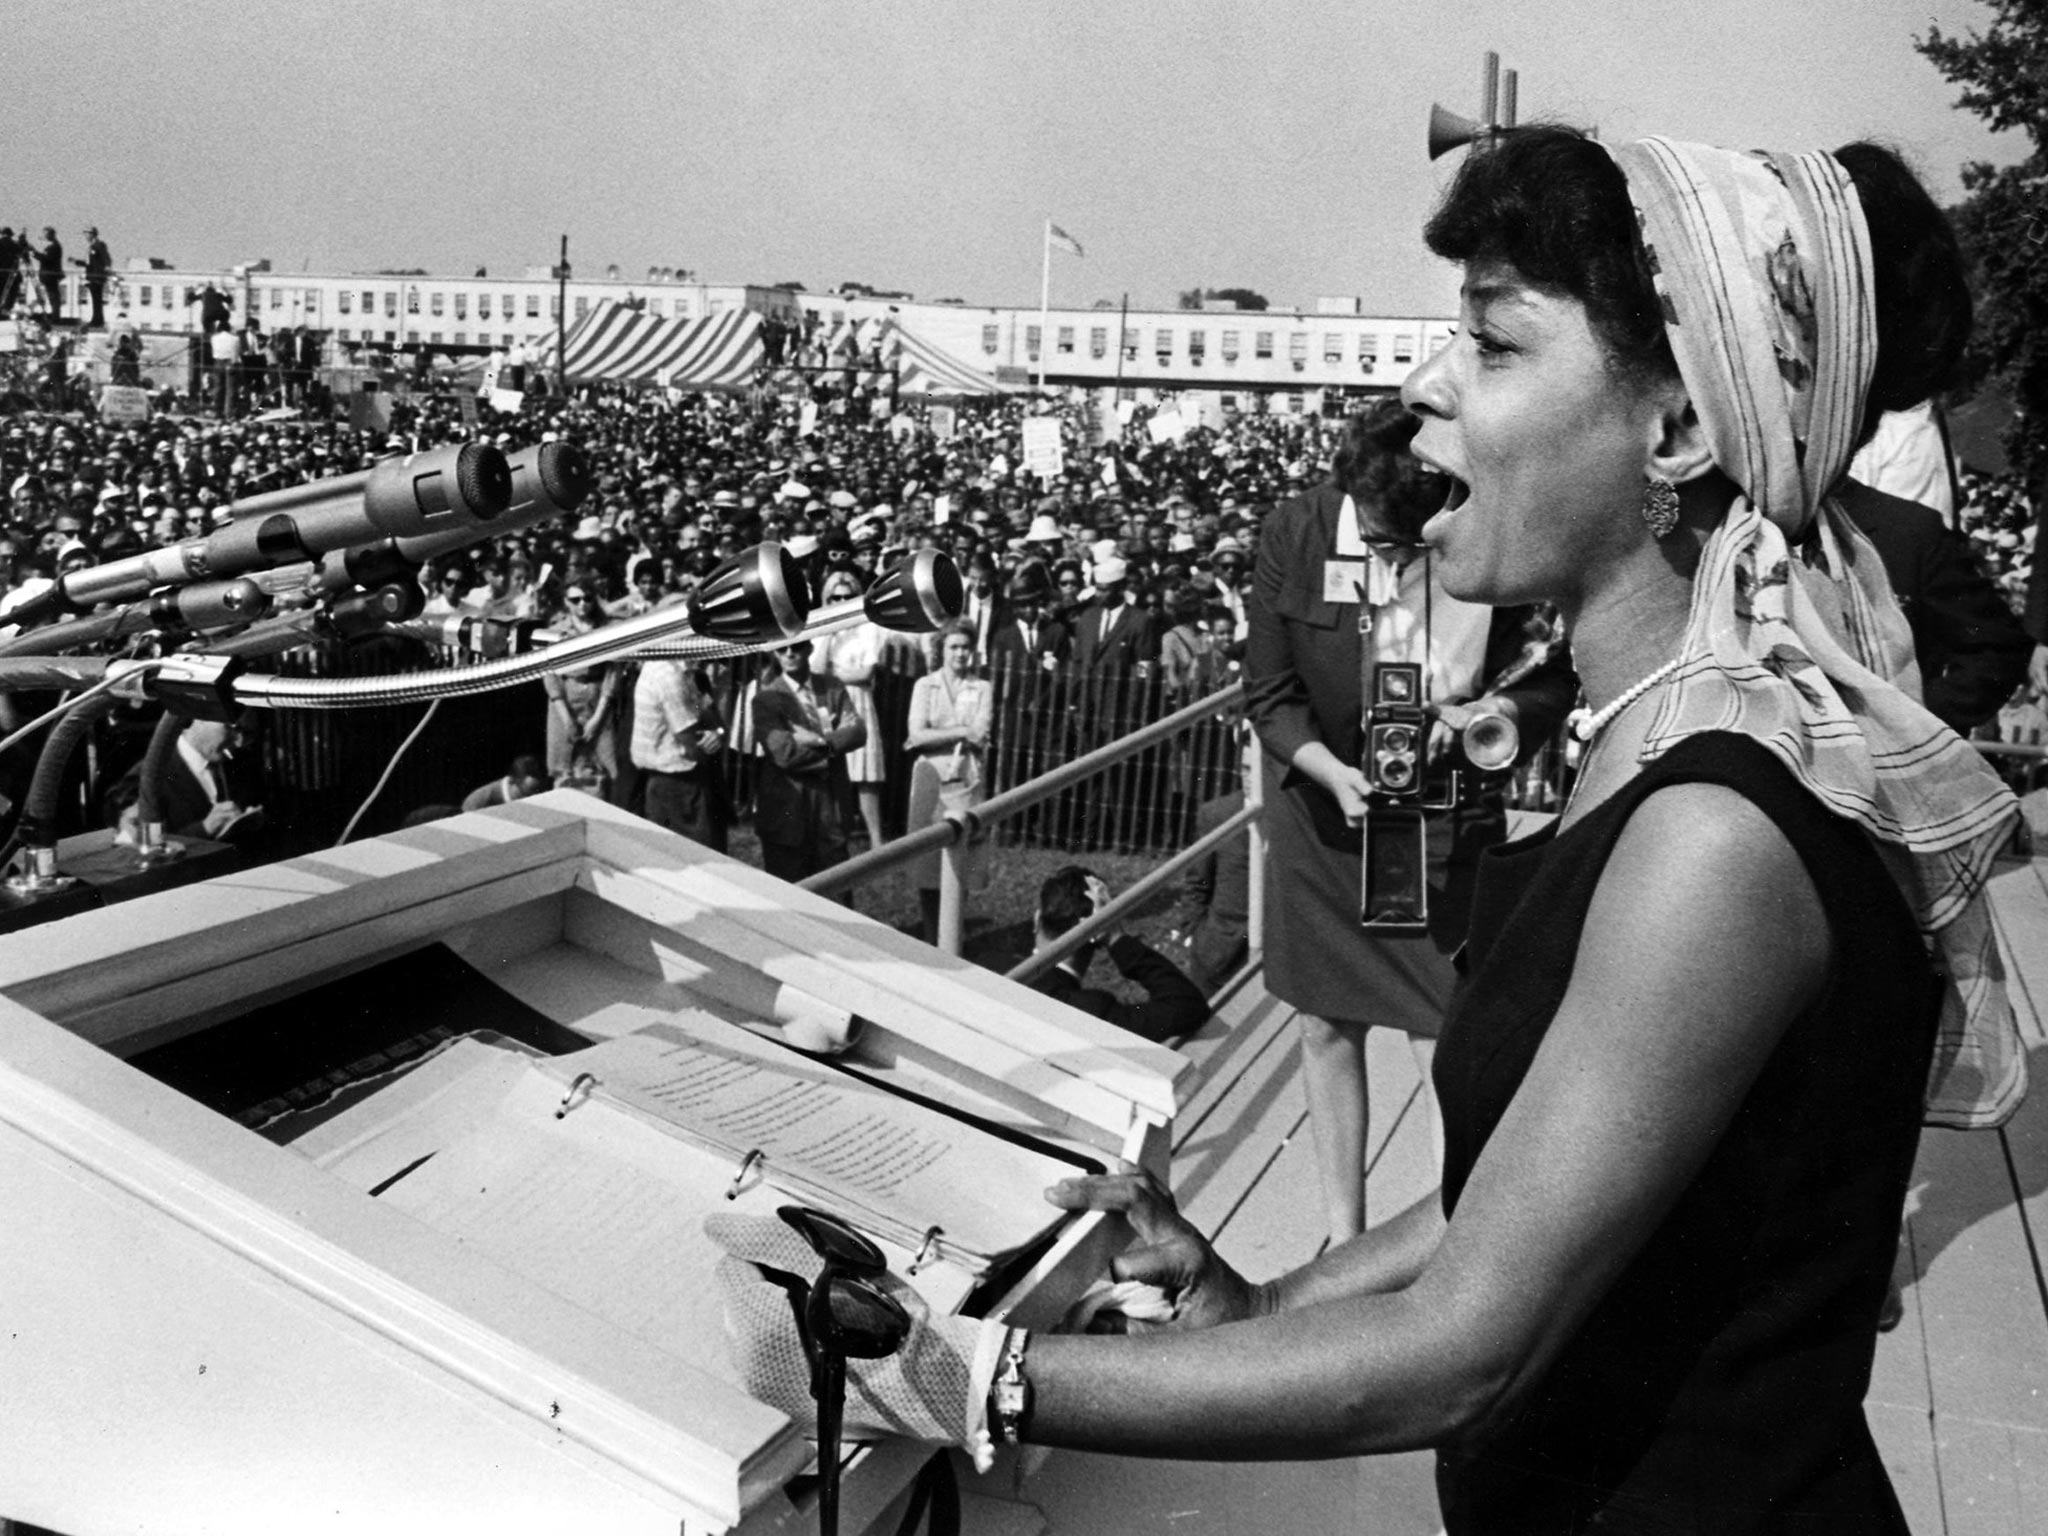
top-left (1567, 659), bottom-right (1682, 743)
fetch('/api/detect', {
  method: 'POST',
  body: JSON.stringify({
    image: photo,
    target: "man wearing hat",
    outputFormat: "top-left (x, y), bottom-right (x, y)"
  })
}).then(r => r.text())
top-left (74, 227), bottom-right (111, 330)
top-left (986, 559), bottom-right (1070, 810)
top-left (1209, 535), bottom-right (1251, 639)
top-left (1069, 549), bottom-right (1158, 842)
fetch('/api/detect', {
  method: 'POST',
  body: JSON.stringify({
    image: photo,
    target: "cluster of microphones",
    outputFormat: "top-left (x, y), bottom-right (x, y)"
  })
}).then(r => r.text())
top-left (0, 439), bottom-right (966, 716)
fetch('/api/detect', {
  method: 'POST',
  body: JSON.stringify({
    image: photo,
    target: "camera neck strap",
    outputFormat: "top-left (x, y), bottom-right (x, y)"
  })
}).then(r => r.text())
top-left (1357, 546), bottom-right (1432, 732)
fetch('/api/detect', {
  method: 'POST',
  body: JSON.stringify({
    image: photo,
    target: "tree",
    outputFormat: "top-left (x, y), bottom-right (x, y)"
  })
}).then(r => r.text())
top-left (1918, 4), bottom-right (2048, 478)
top-left (1178, 286), bottom-right (1270, 311)
top-left (1206, 286), bottom-right (1269, 311)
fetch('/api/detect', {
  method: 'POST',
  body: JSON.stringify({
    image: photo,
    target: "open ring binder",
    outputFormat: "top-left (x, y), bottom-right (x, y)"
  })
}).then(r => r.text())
top-left (725, 1148), bottom-right (765, 1201)
top-left (907, 1226), bottom-right (944, 1276)
top-left (554, 1071), bottom-right (598, 1120)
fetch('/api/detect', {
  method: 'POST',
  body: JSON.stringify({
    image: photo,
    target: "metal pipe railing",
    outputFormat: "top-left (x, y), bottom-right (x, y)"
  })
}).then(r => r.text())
top-left (1975, 739), bottom-right (2048, 761)
top-left (1008, 797), bottom-right (1261, 985)
top-left (801, 681), bottom-right (1253, 962)
top-left (803, 682), bottom-right (1246, 900)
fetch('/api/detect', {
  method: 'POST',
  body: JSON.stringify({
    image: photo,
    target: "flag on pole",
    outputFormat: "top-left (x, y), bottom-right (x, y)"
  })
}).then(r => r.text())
top-left (1047, 223), bottom-right (1085, 258)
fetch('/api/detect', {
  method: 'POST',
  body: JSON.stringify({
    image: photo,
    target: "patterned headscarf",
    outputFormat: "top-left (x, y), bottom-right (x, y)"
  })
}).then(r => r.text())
top-left (1605, 137), bottom-right (2023, 1129)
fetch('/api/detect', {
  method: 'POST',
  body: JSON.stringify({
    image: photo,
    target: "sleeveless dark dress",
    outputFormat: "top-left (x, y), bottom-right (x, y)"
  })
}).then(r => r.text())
top-left (1433, 733), bottom-right (1939, 1534)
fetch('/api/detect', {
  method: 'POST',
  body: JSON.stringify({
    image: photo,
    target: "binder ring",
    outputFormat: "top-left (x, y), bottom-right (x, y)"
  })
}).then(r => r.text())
top-left (554, 1072), bottom-right (597, 1120)
top-left (725, 1148), bottom-right (765, 1201)
top-left (907, 1226), bottom-right (944, 1276)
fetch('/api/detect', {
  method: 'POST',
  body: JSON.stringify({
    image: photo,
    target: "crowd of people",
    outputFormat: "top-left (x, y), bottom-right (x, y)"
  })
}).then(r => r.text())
top-left (0, 346), bottom-right (2042, 889)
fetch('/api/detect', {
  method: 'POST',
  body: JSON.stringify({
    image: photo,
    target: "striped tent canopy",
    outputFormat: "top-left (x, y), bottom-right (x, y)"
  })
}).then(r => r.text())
top-left (892, 323), bottom-right (1022, 398)
top-left (547, 302), bottom-right (764, 389)
top-left (800, 312), bottom-right (1016, 396)
top-left (813, 314), bottom-right (899, 365)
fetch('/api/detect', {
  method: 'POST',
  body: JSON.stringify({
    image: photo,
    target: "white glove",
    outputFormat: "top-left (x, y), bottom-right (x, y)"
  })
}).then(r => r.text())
top-left (705, 1211), bottom-right (1009, 1470)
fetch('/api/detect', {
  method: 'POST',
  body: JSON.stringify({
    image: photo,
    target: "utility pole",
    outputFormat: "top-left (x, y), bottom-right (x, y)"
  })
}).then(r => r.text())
top-left (554, 234), bottom-right (570, 396)
top-left (1112, 292), bottom-right (1128, 399)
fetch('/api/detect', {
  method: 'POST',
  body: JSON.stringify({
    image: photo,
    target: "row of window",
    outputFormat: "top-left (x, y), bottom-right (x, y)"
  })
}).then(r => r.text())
top-left (329, 329), bottom-right (546, 347)
top-left (982, 323), bottom-right (1422, 368)
top-left (112, 283), bottom-right (696, 324)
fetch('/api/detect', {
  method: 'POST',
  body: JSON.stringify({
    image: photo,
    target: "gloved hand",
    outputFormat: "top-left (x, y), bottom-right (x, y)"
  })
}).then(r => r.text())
top-left (705, 1211), bottom-right (1009, 1470)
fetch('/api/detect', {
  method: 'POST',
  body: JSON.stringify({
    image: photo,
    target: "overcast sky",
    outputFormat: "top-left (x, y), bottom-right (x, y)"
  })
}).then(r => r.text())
top-left (5, 1), bottom-right (2026, 316)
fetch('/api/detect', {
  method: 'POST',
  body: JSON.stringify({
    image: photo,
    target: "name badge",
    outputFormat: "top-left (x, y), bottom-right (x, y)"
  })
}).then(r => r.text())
top-left (1323, 559), bottom-right (1366, 604)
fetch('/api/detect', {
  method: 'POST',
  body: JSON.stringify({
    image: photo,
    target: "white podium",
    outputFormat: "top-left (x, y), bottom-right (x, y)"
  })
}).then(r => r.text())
top-left (0, 793), bottom-right (1186, 1534)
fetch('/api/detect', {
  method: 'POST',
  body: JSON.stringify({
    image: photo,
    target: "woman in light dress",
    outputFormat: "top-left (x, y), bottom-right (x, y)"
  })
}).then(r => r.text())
top-left (811, 568), bottom-right (889, 850)
top-left (902, 621), bottom-right (993, 943)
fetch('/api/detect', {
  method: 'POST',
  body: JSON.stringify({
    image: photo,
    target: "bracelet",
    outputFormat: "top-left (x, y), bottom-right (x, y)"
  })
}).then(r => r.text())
top-left (988, 1326), bottom-right (1032, 1445)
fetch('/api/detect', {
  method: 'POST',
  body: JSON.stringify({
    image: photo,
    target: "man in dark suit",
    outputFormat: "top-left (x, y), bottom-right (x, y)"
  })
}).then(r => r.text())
top-left (1069, 553), bottom-right (1157, 690)
top-left (987, 561), bottom-right (1071, 813)
top-left (1068, 553), bottom-right (1160, 844)
top-left (33, 227), bottom-right (63, 318)
top-left (1839, 476), bottom-right (2031, 735)
top-left (74, 227), bottom-right (111, 330)
top-left (1027, 866), bottom-right (1206, 1043)
top-left (987, 561), bottom-right (1071, 673)
top-left (752, 641), bottom-right (866, 884)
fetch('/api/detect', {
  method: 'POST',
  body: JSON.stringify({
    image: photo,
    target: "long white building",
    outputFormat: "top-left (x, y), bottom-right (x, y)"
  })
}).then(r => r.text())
top-left (70, 261), bottom-right (1453, 415)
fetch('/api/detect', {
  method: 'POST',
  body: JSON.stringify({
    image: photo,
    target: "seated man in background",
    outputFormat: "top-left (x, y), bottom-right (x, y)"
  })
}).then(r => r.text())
top-left (461, 754), bottom-right (550, 812)
top-left (1027, 866), bottom-right (1206, 1044)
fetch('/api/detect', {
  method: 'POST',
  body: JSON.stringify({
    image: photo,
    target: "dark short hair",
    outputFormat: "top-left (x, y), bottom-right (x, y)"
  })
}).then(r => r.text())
top-left (1038, 865), bottom-right (1096, 940)
top-left (1424, 124), bottom-right (1674, 390)
top-left (1331, 399), bottom-right (1442, 536)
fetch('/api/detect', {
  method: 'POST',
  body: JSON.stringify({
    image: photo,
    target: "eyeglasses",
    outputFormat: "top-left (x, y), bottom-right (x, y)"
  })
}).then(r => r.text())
top-left (762, 1207), bottom-right (911, 1536)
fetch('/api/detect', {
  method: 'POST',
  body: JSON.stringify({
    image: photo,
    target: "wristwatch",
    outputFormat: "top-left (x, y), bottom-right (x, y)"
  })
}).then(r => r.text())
top-left (989, 1327), bottom-right (1032, 1444)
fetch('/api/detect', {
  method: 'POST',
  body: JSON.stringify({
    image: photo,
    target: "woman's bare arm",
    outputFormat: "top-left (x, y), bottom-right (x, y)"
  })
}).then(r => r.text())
top-left (1028, 782), bottom-right (1829, 1459)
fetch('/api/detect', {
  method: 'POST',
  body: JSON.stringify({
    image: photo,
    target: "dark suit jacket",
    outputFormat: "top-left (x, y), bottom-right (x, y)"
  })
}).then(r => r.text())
top-left (987, 613), bottom-right (1070, 670)
top-left (1029, 934), bottom-right (1207, 1043)
top-left (1839, 477), bottom-right (2032, 734)
top-left (1070, 599), bottom-right (1158, 678)
top-left (751, 673), bottom-right (864, 850)
top-left (1244, 481), bottom-right (1577, 772)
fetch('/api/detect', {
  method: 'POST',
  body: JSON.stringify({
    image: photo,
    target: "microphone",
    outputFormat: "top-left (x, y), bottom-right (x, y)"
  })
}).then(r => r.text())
top-left (305, 440), bottom-right (594, 595)
top-left (862, 549), bottom-right (963, 632)
top-left (15, 442), bottom-right (513, 622)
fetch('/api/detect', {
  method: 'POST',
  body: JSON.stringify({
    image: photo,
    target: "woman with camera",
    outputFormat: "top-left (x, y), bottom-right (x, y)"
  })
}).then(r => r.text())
top-left (712, 127), bottom-right (2022, 1533)
top-left (1243, 399), bottom-right (1573, 1242)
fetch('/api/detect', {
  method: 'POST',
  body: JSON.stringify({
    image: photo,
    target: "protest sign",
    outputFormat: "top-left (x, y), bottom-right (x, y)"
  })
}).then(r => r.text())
top-left (98, 386), bottom-right (152, 424)
top-left (1147, 406), bottom-right (1187, 445)
top-left (1021, 416), bottom-right (1064, 481)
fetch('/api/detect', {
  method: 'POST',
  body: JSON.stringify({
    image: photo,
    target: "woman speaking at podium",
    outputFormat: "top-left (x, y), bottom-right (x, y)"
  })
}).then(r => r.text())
top-left (713, 127), bottom-right (2023, 1533)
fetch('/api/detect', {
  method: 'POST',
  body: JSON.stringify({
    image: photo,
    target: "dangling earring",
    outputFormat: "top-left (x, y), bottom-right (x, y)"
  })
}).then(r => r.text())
top-left (1641, 477), bottom-right (1681, 539)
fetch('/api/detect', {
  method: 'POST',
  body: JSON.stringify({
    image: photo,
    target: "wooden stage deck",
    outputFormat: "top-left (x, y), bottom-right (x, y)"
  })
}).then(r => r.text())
top-left (961, 848), bottom-right (2048, 1535)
